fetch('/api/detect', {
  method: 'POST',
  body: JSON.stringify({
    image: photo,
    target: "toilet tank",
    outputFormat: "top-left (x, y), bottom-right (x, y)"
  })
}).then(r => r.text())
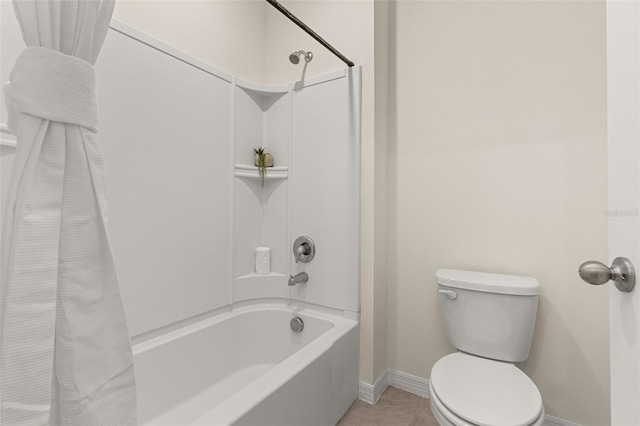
top-left (436, 269), bottom-right (539, 363)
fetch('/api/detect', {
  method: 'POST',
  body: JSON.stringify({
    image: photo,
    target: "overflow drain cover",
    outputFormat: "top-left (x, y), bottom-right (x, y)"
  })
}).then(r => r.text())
top-left (290, 317), bottom-right (304, 332)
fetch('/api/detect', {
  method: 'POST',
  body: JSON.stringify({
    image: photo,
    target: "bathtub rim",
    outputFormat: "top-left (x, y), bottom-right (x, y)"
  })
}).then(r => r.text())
top-left (132, 298), bottom-right (358, 355)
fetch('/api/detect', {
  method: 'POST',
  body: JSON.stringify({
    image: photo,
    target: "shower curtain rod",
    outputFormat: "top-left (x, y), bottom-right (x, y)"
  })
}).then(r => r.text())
top-left (265, 0), bottom-right (355, 68)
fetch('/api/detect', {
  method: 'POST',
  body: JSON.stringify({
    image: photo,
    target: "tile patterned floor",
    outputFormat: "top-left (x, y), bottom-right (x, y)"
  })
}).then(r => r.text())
top-left (337, 386), bottom-right (439, 426)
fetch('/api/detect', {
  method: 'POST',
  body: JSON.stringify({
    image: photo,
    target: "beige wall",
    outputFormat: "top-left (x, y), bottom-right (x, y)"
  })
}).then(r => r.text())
top-left (264, 0), bottom-right (371, 84)
top-left (113, 0), bottom-right (267, 83)
top-left (386, 1), bottom-right (609, 424)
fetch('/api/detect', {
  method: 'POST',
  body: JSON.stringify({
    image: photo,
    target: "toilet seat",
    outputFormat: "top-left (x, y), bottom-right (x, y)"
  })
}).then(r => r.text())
top-left (430, 353), bottom-right (543, 426)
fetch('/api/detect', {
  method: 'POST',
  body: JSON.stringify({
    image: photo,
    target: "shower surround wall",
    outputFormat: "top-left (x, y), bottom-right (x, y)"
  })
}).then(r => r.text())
top-left (233, 82), bottom-right (291, 301)
top-left (97, 23), bottom-right (234, 335)
top-left (101, 22), bottom-right (360, 334)
top-left (233, 75), bottom-right (360, 311)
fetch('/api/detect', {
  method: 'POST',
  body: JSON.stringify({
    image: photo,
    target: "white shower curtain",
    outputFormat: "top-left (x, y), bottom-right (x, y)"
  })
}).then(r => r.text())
top-left (0, 1), bottom-right (137, 424)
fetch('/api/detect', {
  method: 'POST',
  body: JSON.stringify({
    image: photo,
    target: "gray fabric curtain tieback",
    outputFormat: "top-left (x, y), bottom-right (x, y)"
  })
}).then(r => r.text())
top-left (5, 46), bottom-right (99, 133)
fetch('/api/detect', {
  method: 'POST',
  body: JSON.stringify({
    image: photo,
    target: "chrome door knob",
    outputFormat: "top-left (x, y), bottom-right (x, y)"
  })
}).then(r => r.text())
top-left (579, 261), bottom-right (614, 285)
top-left (578, 257), bottom-right (635, 293)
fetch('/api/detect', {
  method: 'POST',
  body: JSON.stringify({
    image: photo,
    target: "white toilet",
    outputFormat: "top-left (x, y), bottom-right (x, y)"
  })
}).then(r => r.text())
top-left (430, 269), bottom-right (545, 426)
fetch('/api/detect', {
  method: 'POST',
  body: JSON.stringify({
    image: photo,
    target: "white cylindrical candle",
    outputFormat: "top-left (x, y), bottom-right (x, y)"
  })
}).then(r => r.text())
top-left (255, 247), bottom-right (271, 275)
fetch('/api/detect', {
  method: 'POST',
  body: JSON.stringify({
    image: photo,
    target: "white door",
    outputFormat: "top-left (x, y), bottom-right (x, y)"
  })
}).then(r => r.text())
top-left (607, 0), bottom-right (640, 424)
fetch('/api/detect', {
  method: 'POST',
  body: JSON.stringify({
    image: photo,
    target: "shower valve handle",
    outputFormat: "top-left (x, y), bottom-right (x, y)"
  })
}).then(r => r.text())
top-left (293, 236), bottom-right (315, 264)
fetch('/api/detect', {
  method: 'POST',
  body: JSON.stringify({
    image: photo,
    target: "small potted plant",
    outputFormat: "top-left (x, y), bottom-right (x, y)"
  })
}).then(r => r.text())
top-left (254, 147), bottom-right (273, 188)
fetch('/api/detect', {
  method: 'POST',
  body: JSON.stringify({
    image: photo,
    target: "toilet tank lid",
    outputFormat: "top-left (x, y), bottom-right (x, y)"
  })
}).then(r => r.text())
top-left (436, 269), bottom-right (539, 296)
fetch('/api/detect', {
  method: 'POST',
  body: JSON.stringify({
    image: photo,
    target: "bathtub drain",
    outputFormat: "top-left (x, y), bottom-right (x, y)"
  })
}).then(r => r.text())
top-left (290, 317), bottom-right (304, 332)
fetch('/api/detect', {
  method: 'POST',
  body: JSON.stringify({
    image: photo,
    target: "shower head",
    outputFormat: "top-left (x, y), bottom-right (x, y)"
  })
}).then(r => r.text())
top-left (289, 50), bottom-right (313, 64)
top-left (289, 52), bottom-right (300, 64)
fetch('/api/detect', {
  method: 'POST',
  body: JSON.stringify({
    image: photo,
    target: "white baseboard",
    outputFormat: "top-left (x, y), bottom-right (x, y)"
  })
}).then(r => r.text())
top-left (358, 369), bottom-right (582, 426)
top-left (358, 368), bottom-right (429, 404)
top-left (358, 369), bottom-right (388, 404)
top-left (544, 415), bottom-right (582, 426)
top-left (387, 369), bottom-right (430, 398)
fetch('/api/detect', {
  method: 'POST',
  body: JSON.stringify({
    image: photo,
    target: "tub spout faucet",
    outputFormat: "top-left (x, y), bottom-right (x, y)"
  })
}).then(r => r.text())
top-left (288, 272), bottom-right (309, 286)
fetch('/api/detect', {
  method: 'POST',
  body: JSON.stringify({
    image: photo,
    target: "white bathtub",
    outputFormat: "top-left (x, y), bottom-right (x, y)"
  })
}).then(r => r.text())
top-left (133, 301), bottom-right (359, 425)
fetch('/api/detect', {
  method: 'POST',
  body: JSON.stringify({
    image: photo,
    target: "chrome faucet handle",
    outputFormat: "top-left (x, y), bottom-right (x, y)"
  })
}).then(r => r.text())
top-left (292, 236), bottom-right (315, 263)
top-left (294, 244), bottom-right (308, 263)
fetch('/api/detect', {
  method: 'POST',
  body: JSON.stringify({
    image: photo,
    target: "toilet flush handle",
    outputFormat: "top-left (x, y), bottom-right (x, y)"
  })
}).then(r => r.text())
top-left (438, 289), bottom-right (457, 300)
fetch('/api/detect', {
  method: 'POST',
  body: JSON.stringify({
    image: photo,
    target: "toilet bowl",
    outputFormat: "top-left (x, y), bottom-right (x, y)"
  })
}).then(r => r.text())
top-left (431, 269), bottom-right (544, 426)
top-left (429, 353), bottom-right (544, 426)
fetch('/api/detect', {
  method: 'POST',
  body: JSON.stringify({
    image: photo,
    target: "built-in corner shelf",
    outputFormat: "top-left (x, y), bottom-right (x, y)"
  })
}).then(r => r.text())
top-left (233, 272), bottom-right (289, 303)
top-left (234, 164), bottom-right (288, 180)
top-left (235, 79), bottom-right (289, 96)
top-left (235, 272), bottom-right (288, 281)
